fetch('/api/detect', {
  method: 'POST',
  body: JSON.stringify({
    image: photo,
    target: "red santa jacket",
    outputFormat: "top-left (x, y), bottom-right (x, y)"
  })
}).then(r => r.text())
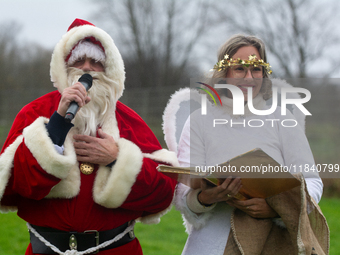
top-left (0, 91), bottom-right (178, 253)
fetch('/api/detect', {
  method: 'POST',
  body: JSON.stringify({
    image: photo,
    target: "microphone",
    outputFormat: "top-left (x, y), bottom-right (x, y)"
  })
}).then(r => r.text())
top-left (64, 73), bottom-right (93, 123)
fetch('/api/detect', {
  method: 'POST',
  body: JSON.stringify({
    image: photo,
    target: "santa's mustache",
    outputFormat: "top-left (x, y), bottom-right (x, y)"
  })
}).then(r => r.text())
top-left (67, 68), bottom-right (102, 84)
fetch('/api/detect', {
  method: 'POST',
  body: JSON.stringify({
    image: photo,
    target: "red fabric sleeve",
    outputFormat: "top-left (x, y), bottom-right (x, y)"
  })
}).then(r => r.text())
top-left (115, 102), bottom-right (177, 214)
top-left (8, 141), bottom-right (61, 200)
top-left (1, 92), bottom-right (61, 202)
top-left (122, 158), bottom-right (177, 213)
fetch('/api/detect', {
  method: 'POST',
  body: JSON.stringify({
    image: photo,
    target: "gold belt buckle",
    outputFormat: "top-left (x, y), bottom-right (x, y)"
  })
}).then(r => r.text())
top-left (84, 230), bottom-right (99, 254)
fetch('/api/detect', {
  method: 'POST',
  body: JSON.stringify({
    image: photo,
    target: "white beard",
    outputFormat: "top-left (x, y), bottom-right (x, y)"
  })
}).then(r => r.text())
top-left (67, 67), bottom-right (118, 136)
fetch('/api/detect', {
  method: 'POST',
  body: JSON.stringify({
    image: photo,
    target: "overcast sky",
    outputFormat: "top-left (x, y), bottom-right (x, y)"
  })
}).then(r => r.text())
top-left (1, 0), bottom-right (339, 78)
top-left (0, 0), bottom-right (96, 49)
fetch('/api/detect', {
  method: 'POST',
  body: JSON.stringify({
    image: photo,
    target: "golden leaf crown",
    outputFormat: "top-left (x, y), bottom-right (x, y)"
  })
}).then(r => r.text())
top-left (212, 54), bottom-right (272, 75)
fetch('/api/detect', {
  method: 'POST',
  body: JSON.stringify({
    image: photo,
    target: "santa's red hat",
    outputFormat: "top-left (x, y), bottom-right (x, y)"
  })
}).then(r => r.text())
top-left (65, 19), bottom-right (106, 65)
top-left (50, 18), bottom-right (125, 99)
top-left (67, 18), bottom-right (95, 30)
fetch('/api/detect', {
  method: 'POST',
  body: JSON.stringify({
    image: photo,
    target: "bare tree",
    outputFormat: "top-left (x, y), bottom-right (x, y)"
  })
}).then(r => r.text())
top-left (0, 22), bottom-right (22, 126)
top-left (0, 22), bottom-right (21, 86)
top-left (213, 0), bottom-right (340, 78)
top-left (0, 21), bottom-right (52, 146)
top-left (92, 0), bottom-right (212, 88)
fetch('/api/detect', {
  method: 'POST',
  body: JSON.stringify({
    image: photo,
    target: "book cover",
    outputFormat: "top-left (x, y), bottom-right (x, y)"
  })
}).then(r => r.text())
top-left (157, 148), bottom-right (300, 200)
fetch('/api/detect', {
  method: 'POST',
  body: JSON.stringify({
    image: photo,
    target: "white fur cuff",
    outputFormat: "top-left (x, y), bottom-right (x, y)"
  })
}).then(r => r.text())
top-left (174, 183), bottom-right (214, 231)
top-left (143, 149), bottom-right (179, 167)
top-left (67, 40), bottom-right (106, 66)
top-left (0, 135), bottom-right (23, 205)
top-left (22, 117), bottom-right (77, 179)
top-left (93, 138), bottom-right (143, 208)
top-left (187, 188), bottom-right (217, 213)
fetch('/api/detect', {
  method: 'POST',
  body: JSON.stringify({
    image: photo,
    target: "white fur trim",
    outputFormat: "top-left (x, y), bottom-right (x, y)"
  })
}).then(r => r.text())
top-left (45, 164), bottom-right (80, 199)
top-left (143, 149), bottom-right (179, 167)
top-left (174, 183), bottom-right (213, 232)
top-left (45, 129), bottom-right (81, 198)
top-left (186, 188), bottom-right (217, 214)
top-left (23, 117), bottom-right (77, 179)
top-left (0, 122), bottom-right (80, 205)
top-left (0, 135), bottom-right (23, 212)
top-left (67, 40), bottom-right (106, 66)
top-left (162, 88), bottom-right (201, 154)
top-left (50, 24), bottom-right (125, 99)
top-left (93, 138), bottom-right (143, 208)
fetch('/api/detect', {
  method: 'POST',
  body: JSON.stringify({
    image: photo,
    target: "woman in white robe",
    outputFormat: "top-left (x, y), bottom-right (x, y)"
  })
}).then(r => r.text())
top-left (170, 35), bottom-right (325, 255)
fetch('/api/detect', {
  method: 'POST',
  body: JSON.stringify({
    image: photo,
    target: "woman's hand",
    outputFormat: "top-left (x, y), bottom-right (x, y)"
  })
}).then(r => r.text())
top-left (226, 198), bottom-right (279, 218)
top-left (198, 177), bottom-right (242, 205)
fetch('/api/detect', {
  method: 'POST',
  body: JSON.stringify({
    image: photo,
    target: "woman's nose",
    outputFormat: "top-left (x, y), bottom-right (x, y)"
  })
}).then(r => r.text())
top-left (244, 68), bottom-right (253, 79)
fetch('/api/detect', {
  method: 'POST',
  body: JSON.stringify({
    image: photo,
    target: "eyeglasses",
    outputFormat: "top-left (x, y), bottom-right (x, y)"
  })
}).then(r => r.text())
top-left (231, 65), bottom-right (264, 79)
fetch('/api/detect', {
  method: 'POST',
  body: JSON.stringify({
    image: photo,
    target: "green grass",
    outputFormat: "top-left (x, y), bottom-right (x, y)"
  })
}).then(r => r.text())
top-left (0, 199), bottom-right (338, 254)
top-left (135, 207), bottom-right (187, 255)
top-left (0, 211), bottom-right (28, 255)
top-left (318, 198), bottom-right (340, 253)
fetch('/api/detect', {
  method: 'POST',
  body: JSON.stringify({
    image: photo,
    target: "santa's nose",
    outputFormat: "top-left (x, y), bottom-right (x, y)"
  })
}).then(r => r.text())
top-left (82, 59), bottom-right (92, 71)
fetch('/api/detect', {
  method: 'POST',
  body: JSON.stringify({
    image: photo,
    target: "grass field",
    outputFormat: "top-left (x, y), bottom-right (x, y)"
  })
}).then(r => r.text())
top-left (0, 198), bottom-right (338, 254)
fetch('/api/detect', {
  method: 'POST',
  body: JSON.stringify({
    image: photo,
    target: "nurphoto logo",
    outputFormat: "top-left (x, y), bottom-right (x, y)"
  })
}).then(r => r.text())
top-left (197, 82), bottom-right (312, 128)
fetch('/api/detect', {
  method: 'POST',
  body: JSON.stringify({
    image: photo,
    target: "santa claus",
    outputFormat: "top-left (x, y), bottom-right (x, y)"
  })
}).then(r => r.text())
top-left (0, 18), bottom-right (178, 254)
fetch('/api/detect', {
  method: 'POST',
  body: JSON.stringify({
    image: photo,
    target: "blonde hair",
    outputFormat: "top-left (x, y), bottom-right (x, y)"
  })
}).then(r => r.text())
top-left (212, 34), bottom-right (272, 100)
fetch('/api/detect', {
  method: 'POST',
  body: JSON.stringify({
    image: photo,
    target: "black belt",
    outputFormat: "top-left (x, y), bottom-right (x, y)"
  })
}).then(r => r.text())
top-left (29, 222), bottom-right (135, 254)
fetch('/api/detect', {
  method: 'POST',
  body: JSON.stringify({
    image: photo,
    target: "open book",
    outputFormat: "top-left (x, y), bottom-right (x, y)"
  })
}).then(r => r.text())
top-left (158, 148), bottom-right (300, 200)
